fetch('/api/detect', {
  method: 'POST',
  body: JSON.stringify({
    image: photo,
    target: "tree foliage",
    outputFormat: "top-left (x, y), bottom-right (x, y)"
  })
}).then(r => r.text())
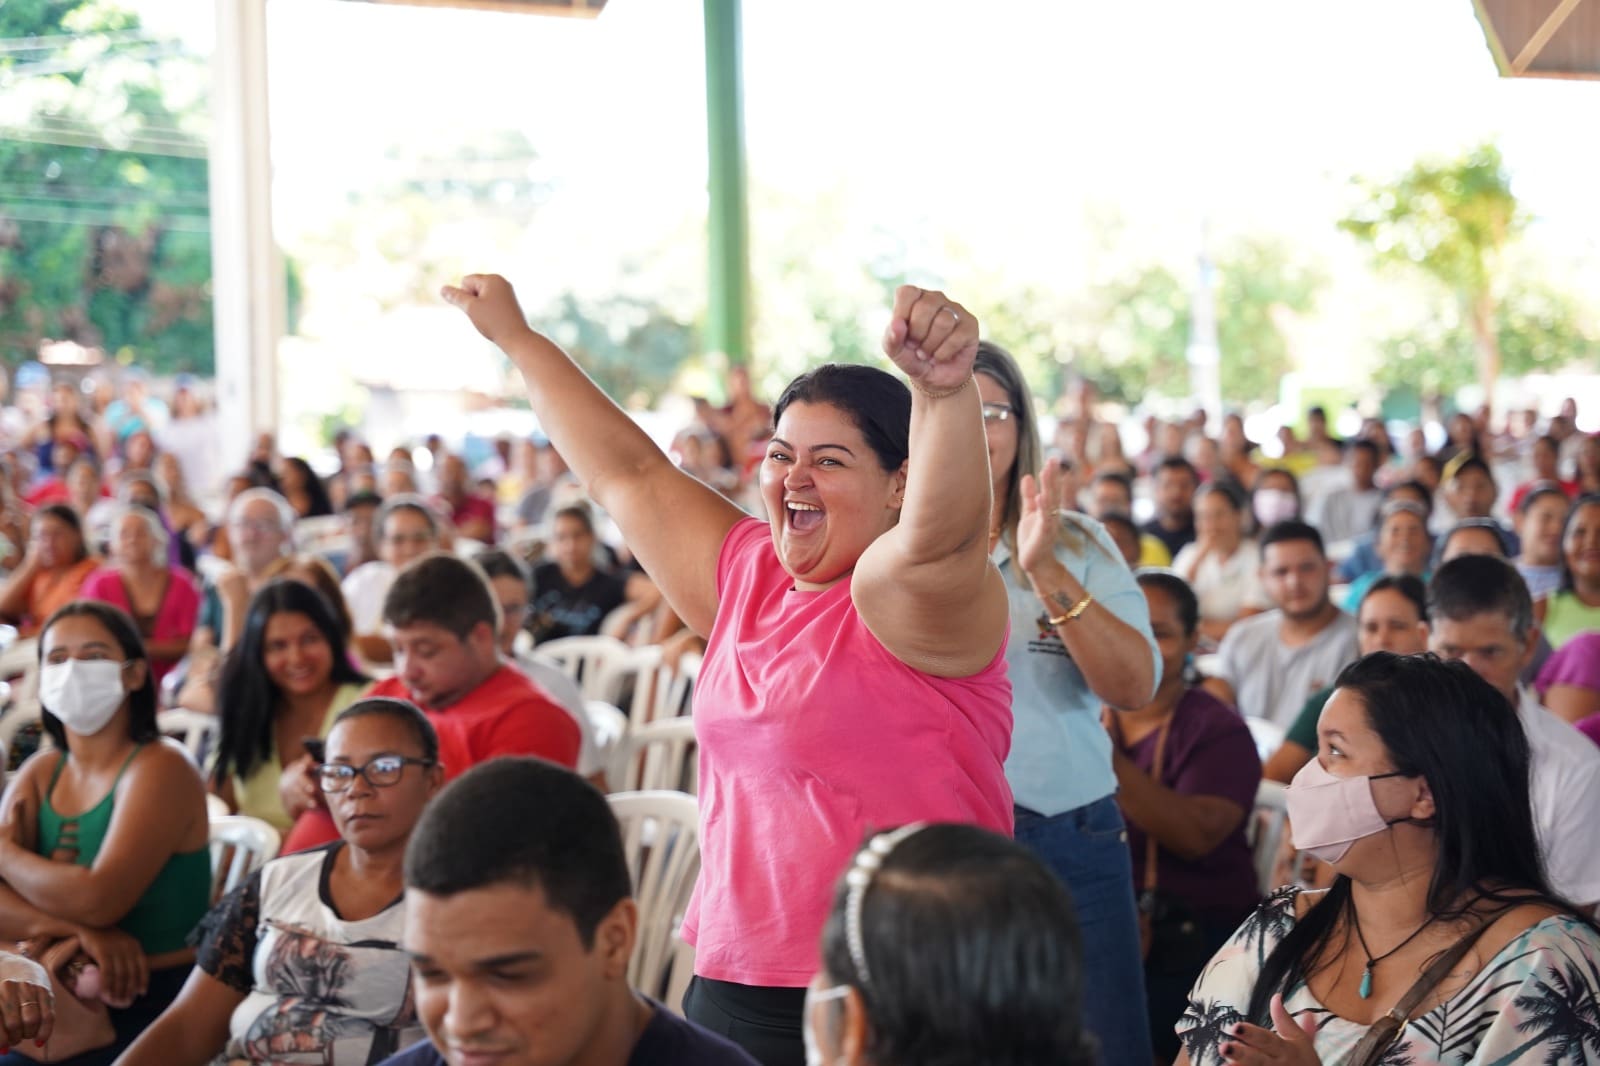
top-left (0, 0), bottom-right (223, 373)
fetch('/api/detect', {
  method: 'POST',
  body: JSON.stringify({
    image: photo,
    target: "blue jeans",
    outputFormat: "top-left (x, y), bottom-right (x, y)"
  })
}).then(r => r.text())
top-left (1015, 795), bottom-right (1153, 1066)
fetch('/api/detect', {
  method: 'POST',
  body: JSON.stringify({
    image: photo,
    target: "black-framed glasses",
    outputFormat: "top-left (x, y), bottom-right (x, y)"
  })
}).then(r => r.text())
top-left (981, 402), bottom-right (1014, 423)
top-left (317, 755), bottom-right (436, 793)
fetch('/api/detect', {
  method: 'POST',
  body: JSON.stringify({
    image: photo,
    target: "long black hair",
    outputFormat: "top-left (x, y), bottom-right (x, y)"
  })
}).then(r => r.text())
top-left (37, 601), bottom-right (157, 751)
top-left (1558, 494), bottom-right (1600, 594)
top-left (1245, 651), bottom-right (1596, 1024)
top-left (819, 823), bottom-right (1097, 1066)
top-left (281, 456), bottom-right (334, 518)
top-left (211, 579), bottom-right (368, 786)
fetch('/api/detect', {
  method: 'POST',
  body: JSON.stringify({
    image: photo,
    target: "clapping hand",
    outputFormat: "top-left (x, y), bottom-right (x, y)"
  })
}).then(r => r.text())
top-left (1219, 995), bottom-right (1322, 1064)
top-left (442, 275), bottom-right (535, 350)
top-left (880, 285), bottom-right (979, 395)
top-left (1017, 457), bottom-right (1071, 579)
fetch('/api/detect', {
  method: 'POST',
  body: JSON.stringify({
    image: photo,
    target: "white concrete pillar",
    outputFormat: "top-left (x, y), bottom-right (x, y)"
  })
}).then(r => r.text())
top-left (209, 0), bottom-right (281, 474)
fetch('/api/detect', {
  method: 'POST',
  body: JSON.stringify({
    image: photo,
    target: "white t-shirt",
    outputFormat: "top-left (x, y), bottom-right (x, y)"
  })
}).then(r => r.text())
top-left (341, 560), bottom-right (397, 635)
top-left (1518, 687), bottom-right (1600, 904)
top-left (1172, 540), bottom-right (1270, 623)
top-left (1215, 608), bottom-right (1360, 727)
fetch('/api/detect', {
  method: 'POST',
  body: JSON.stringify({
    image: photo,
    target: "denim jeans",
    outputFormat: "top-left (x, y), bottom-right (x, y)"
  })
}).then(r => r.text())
top-left (1015, 794), bottom-right (1154, 1066)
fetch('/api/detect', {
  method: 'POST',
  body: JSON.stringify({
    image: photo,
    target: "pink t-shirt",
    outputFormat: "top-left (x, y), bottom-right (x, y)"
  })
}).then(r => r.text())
top-left (681, 518), bottom-right (1013, 987)
top-left (78, 565), bottom-right (202, 686)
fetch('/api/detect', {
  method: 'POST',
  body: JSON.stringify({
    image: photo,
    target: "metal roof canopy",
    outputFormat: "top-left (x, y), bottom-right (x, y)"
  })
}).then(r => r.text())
top-left (352, 0), bottom-right (606, 15)
top-left (1473, 0), bottom-right (1600, 79)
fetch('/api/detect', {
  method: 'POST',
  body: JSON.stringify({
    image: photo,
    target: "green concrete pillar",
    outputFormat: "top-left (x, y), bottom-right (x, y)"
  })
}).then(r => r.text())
top-left (703, 0), bottom-right (750, 366)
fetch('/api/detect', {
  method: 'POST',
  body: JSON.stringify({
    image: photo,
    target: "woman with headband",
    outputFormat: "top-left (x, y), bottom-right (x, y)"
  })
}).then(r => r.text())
top-left (444, 275), bottom-right (1013, 1065)
top-left (803, 823), bottom-right (1096, 1066)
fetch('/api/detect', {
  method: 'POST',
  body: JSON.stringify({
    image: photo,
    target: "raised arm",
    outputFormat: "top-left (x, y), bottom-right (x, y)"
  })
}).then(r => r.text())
top-left (442, 275), bottom-right (745, 636)
top-left (854, 286), bottom-right (1009, 676)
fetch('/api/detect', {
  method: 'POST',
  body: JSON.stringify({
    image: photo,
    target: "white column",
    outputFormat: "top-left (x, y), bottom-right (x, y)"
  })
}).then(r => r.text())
top-left (209, 0), bottom-right (281, 474)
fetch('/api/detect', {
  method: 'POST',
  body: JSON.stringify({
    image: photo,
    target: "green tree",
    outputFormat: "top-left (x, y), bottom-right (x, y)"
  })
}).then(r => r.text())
top-left (1339, 143), bottom-right (1525, 397)
top-left (535, 290), bottom-right (698, 407)
top-left (0, 0), bottom-right (217, 372)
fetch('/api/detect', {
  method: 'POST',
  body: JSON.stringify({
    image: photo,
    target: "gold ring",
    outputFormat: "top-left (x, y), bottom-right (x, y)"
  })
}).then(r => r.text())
top-left (17, 1000), bottom-right (37, 1007)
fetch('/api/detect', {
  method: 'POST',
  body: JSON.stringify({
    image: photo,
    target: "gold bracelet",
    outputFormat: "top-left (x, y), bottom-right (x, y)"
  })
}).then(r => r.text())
top-left (907, 374), bottom-right (973, 400)
top-left (1046, 592), bottom-right (1094, 627)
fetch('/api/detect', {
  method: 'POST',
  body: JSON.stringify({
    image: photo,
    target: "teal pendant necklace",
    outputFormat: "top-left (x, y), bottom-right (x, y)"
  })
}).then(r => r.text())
top-left (1349, 903), bottom-right (1440, 1000)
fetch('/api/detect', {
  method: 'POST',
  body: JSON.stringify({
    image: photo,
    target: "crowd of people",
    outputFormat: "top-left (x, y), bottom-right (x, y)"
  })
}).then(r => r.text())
top-left (0, 276), bottom-right (1596, 1065)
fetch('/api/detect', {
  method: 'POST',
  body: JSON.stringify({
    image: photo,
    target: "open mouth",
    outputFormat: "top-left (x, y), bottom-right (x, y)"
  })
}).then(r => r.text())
top-left (787, 501), bottom-right (824, 533)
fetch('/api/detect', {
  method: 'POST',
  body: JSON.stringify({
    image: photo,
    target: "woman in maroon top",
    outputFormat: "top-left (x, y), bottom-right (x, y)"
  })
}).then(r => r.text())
top-left (1104, 569), bottom-right (1263, 1062)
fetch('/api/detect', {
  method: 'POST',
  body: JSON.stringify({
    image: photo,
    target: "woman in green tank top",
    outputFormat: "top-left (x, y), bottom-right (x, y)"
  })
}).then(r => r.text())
top-left (0, 601), bottom-right (211, 1065)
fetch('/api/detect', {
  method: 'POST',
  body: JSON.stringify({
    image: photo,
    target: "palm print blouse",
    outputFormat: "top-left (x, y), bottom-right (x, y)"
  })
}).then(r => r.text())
top-left (1178, 886), bottom-right (1600, 1065)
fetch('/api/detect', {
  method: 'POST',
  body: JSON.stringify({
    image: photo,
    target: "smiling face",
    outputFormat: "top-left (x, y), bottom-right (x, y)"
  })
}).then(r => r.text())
top-left (1563, 501), bottom-right (1600, 587)
top-left (759, 401), bottom-right (906, 591)
top-left (406, 882), bottom-right (635, 1066)
top-left (1376, 510), bottom-right (1429, 574)
top-left (262, 610), bottom-right (335, 701)
top-left (323, 711), bottom-right (441, 855)
top-left (1516, 493), bottom-right (1569, 567)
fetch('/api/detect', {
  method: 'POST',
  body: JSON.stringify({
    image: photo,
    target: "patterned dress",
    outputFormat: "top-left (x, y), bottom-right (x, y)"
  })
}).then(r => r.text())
top-left (1178, 887), bottom-right (1600, 1065)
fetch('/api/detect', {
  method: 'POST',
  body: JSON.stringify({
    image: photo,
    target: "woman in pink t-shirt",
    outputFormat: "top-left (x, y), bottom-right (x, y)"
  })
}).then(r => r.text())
top-left (79, 506), bottom-right (201, 687)
top-left (444, 274), bottom-right (1014, 1066)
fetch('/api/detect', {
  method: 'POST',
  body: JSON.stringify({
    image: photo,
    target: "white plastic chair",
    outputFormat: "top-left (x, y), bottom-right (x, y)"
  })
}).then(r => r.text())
top-left (596, 644), bottom-right (669, 730)
top-left (157, 709), bottom-right (219, 767)
top-left (1244, 716), bottom-right (1286, 763)
top-left (1247, 780), bottom-right (1291, 895)
top-left (653, 651), bottom-right (700, 721)
top-left (530, 635), bottom-right (632, 701)
top-left (609, 716), bottom-right (698, 795)
top-left (209, 815), bottom-right (281, 903)
top-left (584, 700), bottom-right (629, 776)
top-left (291, 514), bottom-right (347, 553)
top-left (205, 794), bottom-right (232, 819)
top-left (608, 791), bottom-right (701, 1010)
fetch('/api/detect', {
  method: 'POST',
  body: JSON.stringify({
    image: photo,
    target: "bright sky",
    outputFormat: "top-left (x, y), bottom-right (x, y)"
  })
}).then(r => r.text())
top-left (133, 0), bottom-right (1600, 386)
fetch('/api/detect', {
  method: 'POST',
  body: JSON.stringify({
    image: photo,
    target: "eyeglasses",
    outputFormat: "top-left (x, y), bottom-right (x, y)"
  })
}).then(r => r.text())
top-left (230, 519), bottom-right (282, 536)
top-left (316, 755), bottom-right (435, 793)
top-left (981, 403), bottom-right (1014, 424)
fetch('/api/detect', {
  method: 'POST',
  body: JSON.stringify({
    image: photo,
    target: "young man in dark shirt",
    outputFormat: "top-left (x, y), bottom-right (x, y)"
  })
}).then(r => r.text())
top-left (380, 758), bottom-right (757, 1066)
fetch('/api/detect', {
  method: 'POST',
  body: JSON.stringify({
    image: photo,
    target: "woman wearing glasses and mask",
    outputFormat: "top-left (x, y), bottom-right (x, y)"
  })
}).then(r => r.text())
top-left (974, 342), bottom-right (1162, 1066)
top-left (117, 699), bottom-right (443, 1066)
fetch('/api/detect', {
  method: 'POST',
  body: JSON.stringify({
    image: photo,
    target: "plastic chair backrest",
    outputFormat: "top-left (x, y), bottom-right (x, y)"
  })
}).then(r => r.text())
top-left (530, 635), bottom-right (632, 701)
top-left (584, 700), bottom-right (629, 774)
top-left (209, 815), bottom-right (281, 903)
top-left (1247, 780), bottom-right (1291, 895)
top-left (1245, 716), bottom-right (1286, 763)
top-left (607, 790), bottom-right (701, 1006)
top-left (157, 709), bottom-right (219, 767)
top-left (609, 716), bottom-right (698, 795)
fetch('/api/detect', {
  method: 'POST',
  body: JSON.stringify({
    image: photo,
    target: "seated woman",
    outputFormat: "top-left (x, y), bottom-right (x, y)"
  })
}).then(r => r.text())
top-left (116, 698), bottom-right (441, 1065)
top-left (528, 503), bottom-right (659, 644)
top-left (803, 823), bottom-right (1095, 1066)
top-left (0, 505), bottom-right (99, 636)
top-left (1432, 516), bottom-right (1512, 568)
top-left (210, 581), bottom-right (369, 832)
top-left (1540, 495), bottom-right (1600, 651)
top-left (1534, 630), bottom-right (1600, 737)
top-left (78, 507), bottom-right (202, 687)
top-left (1176, 652), bottom-right (1600, 1065)
top-left (1513, 482), bottom-right (1571, 603)
top-left (1104, 570), bottom-right (1262, 1063)
top-left (1172, 482), bottom-right (1269, 645)
top-left (1249, 468), bottom-right (1302, 534)
top-left (0, 601), bottom-right (211, 1065)
top-left (1340, 500), bottom-right (1431, 611)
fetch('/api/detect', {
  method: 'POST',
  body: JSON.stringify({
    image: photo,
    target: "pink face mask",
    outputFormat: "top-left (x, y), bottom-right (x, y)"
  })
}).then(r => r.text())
top-left (1286, 757), bottom-right (1412, 864)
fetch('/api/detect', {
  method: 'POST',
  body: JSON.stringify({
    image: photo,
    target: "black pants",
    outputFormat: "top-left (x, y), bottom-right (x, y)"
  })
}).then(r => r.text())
top-left (683, 976), bottom-right (806, 1066)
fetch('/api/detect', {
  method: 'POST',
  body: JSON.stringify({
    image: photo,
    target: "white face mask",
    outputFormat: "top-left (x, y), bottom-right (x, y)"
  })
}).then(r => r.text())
top-left (803, 984), bottom-right (851, 1066)
top-left (1254, 488), bottom-right (1299, 528)
top-left (40, 659), bottom-right (128, 737)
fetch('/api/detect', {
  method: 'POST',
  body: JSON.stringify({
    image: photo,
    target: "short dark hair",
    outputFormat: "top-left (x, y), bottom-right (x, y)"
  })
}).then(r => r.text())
top-left (473, 548), bottom-right (530, 589)
top-left (1434, 518), bottom-right (1512, 566)
top-left (1361, 574), bottom-right (1428, 623)
top-left (378, 493), bottom-right (439, 539)
top-left (1516, 481), bottom-right (1569, 516)
top-left (1136, 569), bottom-right (1200, 636)
top-left (343, 489), bottom-right (383, 513)
top-left (774, 364), bottom-right (911, 473)
top-left (383, 553), bottom-right (498, 641)
top-left (1092, 469), bottom-right (1134, 496)
top-left (1448, 455), bottom-right (1495, 485)
top-left (1382, 479), bottom-right (1433, 517)
top-left (404, 758), bottom-right (631, 949)
top-left (1350, 439), bottom-right (1380, 462)
top-left (820, 824), bottom-right (1095, 1066)
top-left (38, 601), bottom-right (157, 751)
top-left (1260, 519), bottom-right (1325, 557)
top-left (329, 697), bottom-right (439, 764)
top-left (1195, 479), bottom-right (1247, 512)
top-left (552, 503), bottom-right (595, 536)
top-left (1428, 554), bottom-right (1533, 639)
top-left (1153, 456), bottom-right (1198, 484)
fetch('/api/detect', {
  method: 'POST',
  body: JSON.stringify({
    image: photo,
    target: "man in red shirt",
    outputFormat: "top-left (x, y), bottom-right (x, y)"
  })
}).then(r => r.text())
top-left (280, 552), bottom-right (579, 851)
top-left (434, 452), bottom-right (496, 543)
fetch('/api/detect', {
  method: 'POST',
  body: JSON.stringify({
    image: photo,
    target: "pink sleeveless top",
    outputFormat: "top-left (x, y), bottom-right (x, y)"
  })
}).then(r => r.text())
top-left (681, 518), bottom-right (1013, 986)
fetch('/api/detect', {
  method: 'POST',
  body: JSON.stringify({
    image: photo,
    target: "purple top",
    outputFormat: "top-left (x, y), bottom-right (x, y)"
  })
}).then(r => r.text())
top-left (1123, 687), bottom-right (1262, 923)
top-left (1535, 631), bottom-right (1600, 694)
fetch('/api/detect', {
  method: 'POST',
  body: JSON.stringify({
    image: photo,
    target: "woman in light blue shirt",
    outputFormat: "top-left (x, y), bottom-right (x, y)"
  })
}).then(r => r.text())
top-left (975, 343), bottom-right (1162, 1066)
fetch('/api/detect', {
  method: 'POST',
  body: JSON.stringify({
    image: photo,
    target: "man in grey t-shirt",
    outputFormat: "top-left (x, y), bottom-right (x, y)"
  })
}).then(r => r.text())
top-left (1205, 520), bottom-right (1360, 727)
